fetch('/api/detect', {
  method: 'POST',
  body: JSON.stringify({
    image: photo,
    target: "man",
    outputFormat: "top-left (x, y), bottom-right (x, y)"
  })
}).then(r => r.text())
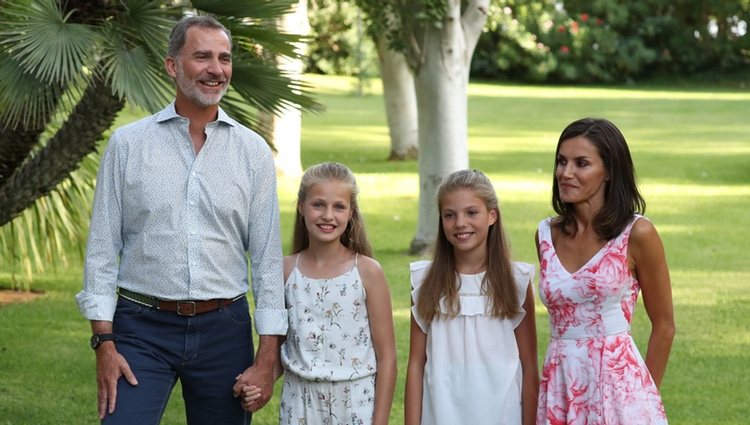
top-left (75, 15), bottom-right (286, 424)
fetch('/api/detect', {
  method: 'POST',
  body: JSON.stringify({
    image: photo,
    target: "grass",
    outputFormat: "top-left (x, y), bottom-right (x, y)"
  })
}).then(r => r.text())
top-left (1, 74), bottom-right (749, 424)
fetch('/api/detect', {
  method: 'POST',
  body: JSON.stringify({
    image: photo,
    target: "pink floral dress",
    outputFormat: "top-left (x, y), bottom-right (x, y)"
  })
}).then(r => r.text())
top-left (536, 216), bottom-right (667, 425)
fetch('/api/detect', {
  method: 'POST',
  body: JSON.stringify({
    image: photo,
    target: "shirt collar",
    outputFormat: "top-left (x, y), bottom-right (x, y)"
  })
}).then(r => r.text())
top-left (155, 102), bottom-right (237, 127)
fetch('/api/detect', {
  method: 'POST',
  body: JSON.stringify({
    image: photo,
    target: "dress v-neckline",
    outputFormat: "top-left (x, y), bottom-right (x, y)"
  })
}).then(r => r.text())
top-left (550, 234), bottom-right (613, 276)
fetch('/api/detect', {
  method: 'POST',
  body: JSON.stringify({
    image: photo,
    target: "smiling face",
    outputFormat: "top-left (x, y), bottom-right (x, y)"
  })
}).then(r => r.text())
top-left (555, 135), bottom-right (609, 207)
top-left (166, 26), bottom-right (232, 109)
top-left (440, 188), bottom-right (497, 258)
top-left (299, 180), bottom-right (353, 245)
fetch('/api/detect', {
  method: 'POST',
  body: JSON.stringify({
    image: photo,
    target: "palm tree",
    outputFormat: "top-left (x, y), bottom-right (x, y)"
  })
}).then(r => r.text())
top-left (0, 0), bottom-right (318, 288)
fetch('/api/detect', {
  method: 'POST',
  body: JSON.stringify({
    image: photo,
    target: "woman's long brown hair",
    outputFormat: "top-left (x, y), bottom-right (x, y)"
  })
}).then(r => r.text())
top-left (551, 118), bottom-right (646, 240)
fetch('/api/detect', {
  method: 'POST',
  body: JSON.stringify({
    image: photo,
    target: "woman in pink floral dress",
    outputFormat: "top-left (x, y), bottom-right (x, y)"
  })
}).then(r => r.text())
top-left (536, 118), bottom-right (676, 425)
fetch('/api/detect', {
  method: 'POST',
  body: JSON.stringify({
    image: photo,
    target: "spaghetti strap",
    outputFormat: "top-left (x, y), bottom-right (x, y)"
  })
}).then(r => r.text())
top-left (294, 253), bottom-right (301, 269)
top-left (354, 252), bottom-right (359, 267)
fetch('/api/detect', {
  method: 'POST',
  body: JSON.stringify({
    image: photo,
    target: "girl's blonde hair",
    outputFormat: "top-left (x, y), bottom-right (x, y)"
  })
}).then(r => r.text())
top-left (291, 162), bottom-right (372, 257)
top-left (416, 169), bottom-right (519, 323)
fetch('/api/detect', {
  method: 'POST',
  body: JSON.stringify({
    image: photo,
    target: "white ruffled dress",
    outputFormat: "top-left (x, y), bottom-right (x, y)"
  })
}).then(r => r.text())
top-left (410, 260), bottom-right (534, 425)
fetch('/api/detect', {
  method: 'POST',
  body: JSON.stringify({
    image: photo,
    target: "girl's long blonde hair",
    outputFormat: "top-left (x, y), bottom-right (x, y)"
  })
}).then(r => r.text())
top-left (416, 169), bottom-right (519, 324)
top-left (291, 162), bottom-right (372, 257)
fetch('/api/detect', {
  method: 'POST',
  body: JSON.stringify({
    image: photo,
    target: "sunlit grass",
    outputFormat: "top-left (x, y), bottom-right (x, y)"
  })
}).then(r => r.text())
top-left (1, 75), bottom-right (748, 424)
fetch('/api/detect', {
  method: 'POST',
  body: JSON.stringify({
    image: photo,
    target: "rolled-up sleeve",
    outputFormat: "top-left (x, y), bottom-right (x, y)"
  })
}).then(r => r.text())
top-left (75, 133), bottom-right (124, 321)
top-left (246, 142), bottom-right (287, 335)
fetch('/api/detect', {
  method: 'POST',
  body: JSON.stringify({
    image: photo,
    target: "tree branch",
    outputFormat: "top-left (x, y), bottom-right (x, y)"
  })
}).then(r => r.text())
top-left (461, 0), bottom-right (490, 65)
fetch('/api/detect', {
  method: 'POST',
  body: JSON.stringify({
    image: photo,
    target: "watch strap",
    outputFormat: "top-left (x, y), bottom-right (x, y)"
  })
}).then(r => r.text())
top-left (91, 333), bottom-right (116, 349)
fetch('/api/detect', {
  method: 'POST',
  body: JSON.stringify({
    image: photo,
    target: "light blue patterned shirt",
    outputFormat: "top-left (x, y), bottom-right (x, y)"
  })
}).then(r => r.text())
top-left (76, 103), bottom-right (287, 335)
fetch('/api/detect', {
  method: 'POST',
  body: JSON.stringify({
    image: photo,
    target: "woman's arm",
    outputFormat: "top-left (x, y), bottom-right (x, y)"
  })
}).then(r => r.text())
top-left (361, 257), bottom-right (397, 425)
top-left (404, 315), bottom-right (427, 425)
top-left (629, 219), bottom-right (676, 388)
top-left (514, 283), bottom-right (539, 425)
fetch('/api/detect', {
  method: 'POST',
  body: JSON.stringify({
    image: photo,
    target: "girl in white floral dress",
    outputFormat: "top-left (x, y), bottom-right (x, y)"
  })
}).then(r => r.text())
top-left (536, 118), bottom-right (675, 424)
top-left (242, 162), bottom-right (396, 425)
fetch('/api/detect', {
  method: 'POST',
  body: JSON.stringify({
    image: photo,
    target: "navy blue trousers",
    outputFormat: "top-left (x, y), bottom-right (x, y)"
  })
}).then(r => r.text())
top-left (103, 296), bottom-right (254, 425)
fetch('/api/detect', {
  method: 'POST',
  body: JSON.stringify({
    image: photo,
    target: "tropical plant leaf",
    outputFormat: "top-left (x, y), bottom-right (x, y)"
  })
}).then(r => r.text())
top-left (99, 24), bottom-right (174, 112)
top-left (231, 24), bottom-right (307, 60)
top-left (0, 154), bottom-right (96, 289)
top-left (230, 60), bottom-right (319, 115)
top-left (0, 51), bottom-right (62, 129)
top-left (1, 0), bottom-right (97, 86)
top-left (191, 0), bottom-right (296, 19)
top-left (117, 0), bottom-right (180, 59)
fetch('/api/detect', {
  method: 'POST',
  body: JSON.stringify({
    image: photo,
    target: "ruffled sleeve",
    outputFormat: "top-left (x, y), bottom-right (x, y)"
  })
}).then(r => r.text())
top-left (510, 261), bottom-right (535, 329)
top-left (409, 260), bottom-right (432, 333)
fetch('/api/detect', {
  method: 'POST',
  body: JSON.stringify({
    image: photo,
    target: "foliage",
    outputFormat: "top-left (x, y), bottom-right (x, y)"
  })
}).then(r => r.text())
top-left (473, 0), bottom-right (750, 82)
top-left (0, 0), bottom-right (319, 286)
top-left (306, 0), bottom-right (452, 77)
top-left (308, 0), bottom-right (750, 82)
top-left (305, 0), bottom-right (378, 78)
top-left (1, 75), bottom-right (749, 424)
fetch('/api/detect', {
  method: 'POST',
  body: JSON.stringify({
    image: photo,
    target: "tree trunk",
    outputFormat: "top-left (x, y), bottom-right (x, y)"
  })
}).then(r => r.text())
top-left (0, 126), bottom-right (45, 188)
top-left (0, 78), bottom-right (123, 226)
top-left (270, 0), bottom-right (308, 177)
top-left (408, 0), bottom-right (488, 255)
top-left (376, 35), bottom-right (418, 161)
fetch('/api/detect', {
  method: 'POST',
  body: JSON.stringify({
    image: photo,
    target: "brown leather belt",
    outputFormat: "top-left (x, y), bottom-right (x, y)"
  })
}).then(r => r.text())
top-left (118, 288), bottom-right (244, 317)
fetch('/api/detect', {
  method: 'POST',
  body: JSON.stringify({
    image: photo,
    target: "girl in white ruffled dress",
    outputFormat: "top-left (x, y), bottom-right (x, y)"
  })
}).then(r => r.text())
top-left (405, 169), bottom-right (539, 425)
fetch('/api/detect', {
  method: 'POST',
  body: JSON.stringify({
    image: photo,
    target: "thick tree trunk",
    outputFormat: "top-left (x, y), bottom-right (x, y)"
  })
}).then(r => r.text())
top-left (408, 0), bottom-right (488, 255)
top-left (0, 126), bottom-right (44, 188)
top-left (0, 78), bottom-right (123, 226)
top-left (270, 0), bottom-right (308, 177)
top-left (377, 35), bottom-right (418, 161)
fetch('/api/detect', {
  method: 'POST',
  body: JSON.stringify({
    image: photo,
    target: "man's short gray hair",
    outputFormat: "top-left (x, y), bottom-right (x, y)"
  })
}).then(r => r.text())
top-left (167, 15), bottom-right (231, 58)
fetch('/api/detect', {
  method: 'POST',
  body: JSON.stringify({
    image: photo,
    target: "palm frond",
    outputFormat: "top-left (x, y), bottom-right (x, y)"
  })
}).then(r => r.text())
top-left (117, 0), bottom-right (180, 59)
top-left (99, 24), bottom-right (174, 113)
top-left (0, 51), bottom-right (61, 129)
top-left (230, 61), bottom-right (319, 114)
top-left (0, 154), bottom-right (96, 289)
top-left (231, 24), bottom-right (307, 60)
top-left (1, 0), bottom-right (97, 86)
top-left (191, 0), bottom-right (296, 19)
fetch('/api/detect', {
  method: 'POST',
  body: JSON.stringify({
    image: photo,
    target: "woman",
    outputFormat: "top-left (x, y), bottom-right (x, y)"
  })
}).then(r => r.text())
top-left (536, 118), bottom-right (675, 424)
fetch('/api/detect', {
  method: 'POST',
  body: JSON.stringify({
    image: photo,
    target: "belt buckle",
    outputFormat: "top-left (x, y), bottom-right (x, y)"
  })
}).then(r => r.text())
top-left (177, 301), bottom-right (197, 316)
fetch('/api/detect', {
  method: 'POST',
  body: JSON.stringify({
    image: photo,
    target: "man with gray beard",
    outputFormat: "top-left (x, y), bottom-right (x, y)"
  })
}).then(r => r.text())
top-left (76, 15), bottom-right (286, 424)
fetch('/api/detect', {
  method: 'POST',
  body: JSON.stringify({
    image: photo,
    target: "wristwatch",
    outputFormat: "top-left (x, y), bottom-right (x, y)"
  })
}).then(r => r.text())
top-left (90, 333), bottom-right (116, 350)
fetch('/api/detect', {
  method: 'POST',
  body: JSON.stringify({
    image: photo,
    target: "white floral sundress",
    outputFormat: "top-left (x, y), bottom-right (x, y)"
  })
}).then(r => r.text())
top-left (280, 254), bottom-right (377, 425)
top-left (536, 215), bottom-right (668, 425)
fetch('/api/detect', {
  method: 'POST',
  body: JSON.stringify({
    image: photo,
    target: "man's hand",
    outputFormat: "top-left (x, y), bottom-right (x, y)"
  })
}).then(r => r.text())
top-left (232, 363), bottom-right (274, 412)
top-left (96, 343), bottom-right (138, 419)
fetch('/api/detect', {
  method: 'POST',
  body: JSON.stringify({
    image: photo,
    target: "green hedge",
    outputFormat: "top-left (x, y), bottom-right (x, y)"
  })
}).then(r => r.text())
top-left (304, 0), bottom-right (750, 83)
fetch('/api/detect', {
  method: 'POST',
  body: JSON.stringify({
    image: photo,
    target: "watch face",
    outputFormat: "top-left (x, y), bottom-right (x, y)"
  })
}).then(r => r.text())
top-left (90, 334), bottom-right (114, 349)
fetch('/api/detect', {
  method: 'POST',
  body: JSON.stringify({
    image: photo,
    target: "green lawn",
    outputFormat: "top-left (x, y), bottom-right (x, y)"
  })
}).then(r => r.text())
top-left (1, 75), bottom-right (748, 424)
